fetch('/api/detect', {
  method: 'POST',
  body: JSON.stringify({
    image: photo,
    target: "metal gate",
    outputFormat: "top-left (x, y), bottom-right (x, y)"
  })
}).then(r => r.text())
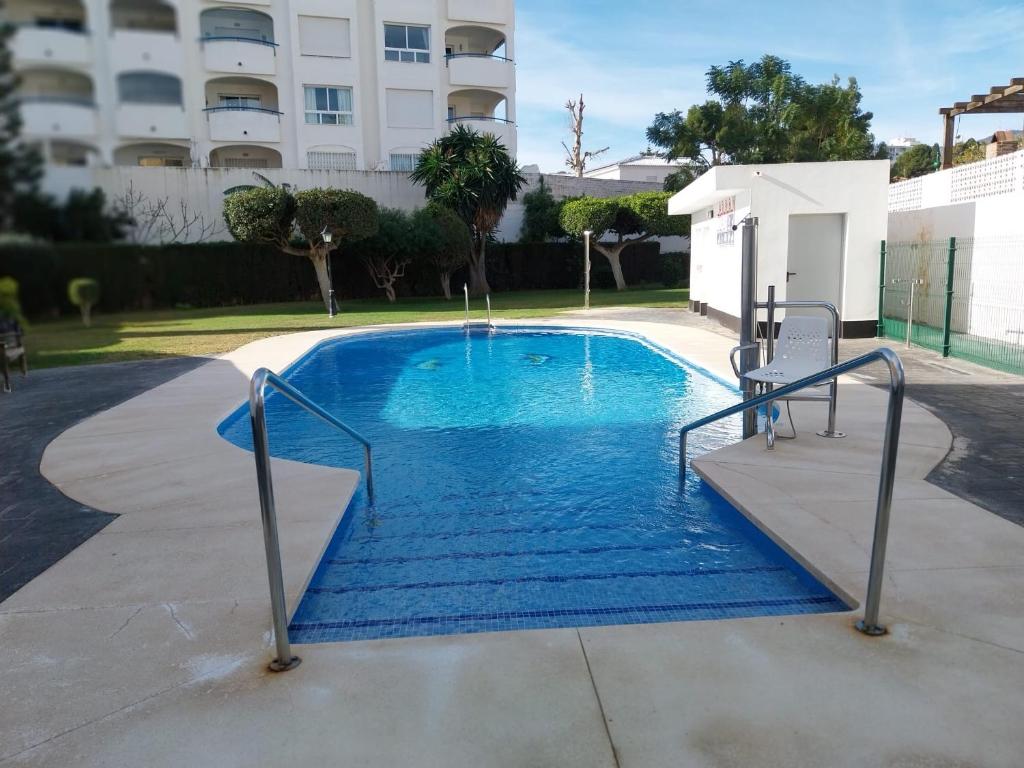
top-left (880, 237), bottom-right (1024, 374)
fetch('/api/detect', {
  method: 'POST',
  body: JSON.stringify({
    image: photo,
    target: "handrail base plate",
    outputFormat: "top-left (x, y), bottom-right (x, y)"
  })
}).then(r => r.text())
top-left (269, 656), bottom-right (302, 673)
top-left (854, 620), bottom-right (887, 637)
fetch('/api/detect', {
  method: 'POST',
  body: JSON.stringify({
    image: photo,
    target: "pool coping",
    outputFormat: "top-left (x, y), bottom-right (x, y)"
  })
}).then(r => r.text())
top-left (4, 317), bottom-right (1023, 766)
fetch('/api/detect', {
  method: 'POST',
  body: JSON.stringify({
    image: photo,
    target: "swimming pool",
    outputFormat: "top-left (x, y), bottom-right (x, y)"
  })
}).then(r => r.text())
top-left (218, 326), bottom-right (846, 642)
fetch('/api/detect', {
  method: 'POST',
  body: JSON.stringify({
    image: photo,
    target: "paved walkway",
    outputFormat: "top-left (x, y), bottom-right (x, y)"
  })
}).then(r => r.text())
top-left (0, 357), bottom-right (207, 602)
top-left (585, 307), bottom-right (1024, 526)
top-left (3, 319), bottom-right (1021, 767)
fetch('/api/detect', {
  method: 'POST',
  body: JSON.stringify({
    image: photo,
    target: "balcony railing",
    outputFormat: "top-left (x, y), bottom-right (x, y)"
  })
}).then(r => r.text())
top-left (447, 115), bottom-right (514, 125)
top-left (445, 52), bottom-right (512, 63)
top-left (203, 105), bottom-right (282, 116)
top-left (19, 94), bottom-right (96, 107)
top-left (199, 35), bottom-right (278, 49)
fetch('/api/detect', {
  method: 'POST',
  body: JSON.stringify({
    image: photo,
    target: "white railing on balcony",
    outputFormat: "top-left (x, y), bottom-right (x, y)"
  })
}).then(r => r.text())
top-left (889, 148), bottom-right (1024, 212)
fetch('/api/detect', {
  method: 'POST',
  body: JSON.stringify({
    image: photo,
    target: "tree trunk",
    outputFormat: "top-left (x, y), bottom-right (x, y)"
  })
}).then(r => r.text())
top-left (440, 271), bottom-right (452, 300)
top-left (384, 283), bottom-right (396, 303)
top-left (309, 250), bottom-right (333, 313)
top-left (594, 243), bottom-right (628, 291)
top-left (81, 303), bottom-right (92, 327)
top-left (469, 235), bottom-right (491, 295)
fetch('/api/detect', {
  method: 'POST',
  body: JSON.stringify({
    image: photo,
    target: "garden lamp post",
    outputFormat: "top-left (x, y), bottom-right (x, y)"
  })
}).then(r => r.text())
top-left (583, 230), bottom-right (592, 310)
top-left (320, 227), bottom-right (338, 317)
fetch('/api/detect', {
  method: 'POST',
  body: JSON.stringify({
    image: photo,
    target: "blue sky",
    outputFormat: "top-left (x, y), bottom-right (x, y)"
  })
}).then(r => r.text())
top-left (514, 0), bottom-right (1024, 171)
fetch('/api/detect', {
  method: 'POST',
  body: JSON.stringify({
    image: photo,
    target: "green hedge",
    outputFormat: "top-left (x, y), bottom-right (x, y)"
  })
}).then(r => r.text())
top-left (0, 239), bottom-right (672, 318)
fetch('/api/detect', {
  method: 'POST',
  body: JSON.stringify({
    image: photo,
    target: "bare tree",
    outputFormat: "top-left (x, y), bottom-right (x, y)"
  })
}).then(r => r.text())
top-left (113, 182), bottom-right (225, 245)
top-left (562, 94), bottom-right (609, 177)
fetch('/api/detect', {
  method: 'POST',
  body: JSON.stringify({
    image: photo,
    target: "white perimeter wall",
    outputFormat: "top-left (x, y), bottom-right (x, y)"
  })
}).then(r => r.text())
top-left (41, 167), bottom-right (679, 246)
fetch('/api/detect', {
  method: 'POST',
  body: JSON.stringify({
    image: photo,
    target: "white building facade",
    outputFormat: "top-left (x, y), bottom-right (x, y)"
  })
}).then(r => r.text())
top-left (669, 161), bottom-right (890, 337)
top-left (582, 154), bottom-right (689, 184)
top-left (6, 0), bottom-right (517, 172)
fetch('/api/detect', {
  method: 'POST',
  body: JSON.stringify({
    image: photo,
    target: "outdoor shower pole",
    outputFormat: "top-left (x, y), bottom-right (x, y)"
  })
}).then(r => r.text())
top-left (739, 217), bottom-right (759, 439)
top-left (583, 230), bottom-right (592, 310)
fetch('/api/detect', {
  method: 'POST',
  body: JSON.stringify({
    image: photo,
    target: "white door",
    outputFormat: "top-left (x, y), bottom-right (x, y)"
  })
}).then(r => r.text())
top-left (786, 214), bottom-right (844, 316)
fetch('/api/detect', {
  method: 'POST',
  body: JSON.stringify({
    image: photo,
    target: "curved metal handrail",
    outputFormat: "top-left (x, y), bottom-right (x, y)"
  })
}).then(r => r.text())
top-left (203, 105), bottom-right (283, 116)
top-left (199, 34), bottom-right (279, 47)
top-left (679, 347), bottom-right (905, 637)
top-left (445, 52), bottom-right (513, 63)
top-left (249, 367), bottom-right (374, 671)
top-left (447, 115), bottom-right (515, 125)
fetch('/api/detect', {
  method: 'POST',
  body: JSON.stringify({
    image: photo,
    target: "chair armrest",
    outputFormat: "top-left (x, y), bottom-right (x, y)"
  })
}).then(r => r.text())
top-left (728, 343), bottom-right (760, 379)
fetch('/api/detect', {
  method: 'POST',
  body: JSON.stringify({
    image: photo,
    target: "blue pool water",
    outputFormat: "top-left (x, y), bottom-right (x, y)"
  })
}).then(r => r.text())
top-left (218, 327), bottom-right (846, 642)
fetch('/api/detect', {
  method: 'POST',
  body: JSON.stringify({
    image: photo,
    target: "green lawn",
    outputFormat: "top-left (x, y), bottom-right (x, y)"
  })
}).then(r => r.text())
top-left (26, 287), bottom-right (689, 368)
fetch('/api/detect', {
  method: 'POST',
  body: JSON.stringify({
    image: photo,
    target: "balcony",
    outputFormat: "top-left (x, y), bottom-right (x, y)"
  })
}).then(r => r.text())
top-left (12, 26), bottom-right (92, 66)
top-left (447, 116), bottom-right (514, 149)
top-left (447, 0), bottom-right (507, 25)
top-left (110, 30), bottom-right (183, 73)
top-left (206, 106), bottom-right (281, 143)
top-left (209, 145), bottom-right (282, 168)
top-left (201, 37), bottom-right (277, 76)
top-left (199, 7), bottom-right (276, 74)
top-left (116, 104), bottom-right (189, 139)
top-left (447, 54), bottom-right (513, 89)
top-left (21, 97), bottom-right (97, 138)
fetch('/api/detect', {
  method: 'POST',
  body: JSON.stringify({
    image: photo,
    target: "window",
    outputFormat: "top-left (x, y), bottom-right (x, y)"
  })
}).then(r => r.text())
top-left (221, 157), bottom-right (269, 168)
top-left (117, 73), bottom-right (182, 105)
top-left (389, 153), bottom-right (417, 172)
top-left (384, 24), bottom-right (430, 63)
top-left (304, 86), bottom-right (353, 125)
top-left (307, 151), bottom-right (357, 170)
top-left (219, 94), bottom-right (262, 109)
top-left (298, 16), bottom-right (351, 57)
top-left (139, 156), bottom-right (183, 167)
top-left (386, 89), bottom-right (433, 128)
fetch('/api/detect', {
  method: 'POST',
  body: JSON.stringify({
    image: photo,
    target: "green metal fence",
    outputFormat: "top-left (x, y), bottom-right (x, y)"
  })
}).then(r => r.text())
top-left (880, 237), bottom-right (1024, 375)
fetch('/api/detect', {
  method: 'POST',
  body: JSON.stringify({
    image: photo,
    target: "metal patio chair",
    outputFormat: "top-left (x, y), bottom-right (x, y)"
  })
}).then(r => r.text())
top-left (745, 316), bottom-right (832, 448)
top-left (1, 320), bottom-right (28, 393)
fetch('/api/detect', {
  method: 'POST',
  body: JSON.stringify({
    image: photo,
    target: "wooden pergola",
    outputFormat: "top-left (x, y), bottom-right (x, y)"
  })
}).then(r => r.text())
top-left (939, 77), bottom-right (1024, 169)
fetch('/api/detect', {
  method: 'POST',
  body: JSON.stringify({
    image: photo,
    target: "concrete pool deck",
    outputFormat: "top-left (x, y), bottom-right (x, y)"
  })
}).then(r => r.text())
top-left (1, 319), bottom-right (1022, 767)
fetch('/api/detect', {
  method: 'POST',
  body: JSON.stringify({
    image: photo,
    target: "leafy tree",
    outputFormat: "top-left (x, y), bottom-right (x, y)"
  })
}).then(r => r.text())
top-left (647, 54), bottom-right (881, 178)
top-left (13, 187), bottom-right (133, 242)
top-left (223, 186), bottom-right (379, 312)
top-left (559, 191), bottom-right (688, 291)
top-left (68, 277), bottom-right (100, 326)
top-left (0, 276), bottom-right (25, 327)
top-left (0, 22), bottom-right (44, 230)
top-left (357, 208), bottom-right (416, 303)
top-left (953, 138), bottom-right (985, 166)
top-left (410, 125), bottom-right (525, 295)
top-left (413, 204), bottom-right (471, 300)
top-left (519, 177), bottom-right (565, 242)
top-left (891, 143), bottom-right (939, 181)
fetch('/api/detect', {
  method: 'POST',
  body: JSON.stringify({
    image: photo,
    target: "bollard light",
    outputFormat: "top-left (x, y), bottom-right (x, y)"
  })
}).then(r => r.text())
top-left (320, 227), bottom-right (338, 318)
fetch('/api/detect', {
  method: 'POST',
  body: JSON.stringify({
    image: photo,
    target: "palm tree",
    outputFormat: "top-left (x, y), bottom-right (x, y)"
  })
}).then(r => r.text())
top-left (410, 125), bottom-right (525, 295)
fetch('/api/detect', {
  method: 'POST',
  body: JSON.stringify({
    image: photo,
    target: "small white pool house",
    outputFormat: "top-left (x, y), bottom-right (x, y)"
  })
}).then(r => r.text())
top-left (669, 160), bottom-right (890, 337)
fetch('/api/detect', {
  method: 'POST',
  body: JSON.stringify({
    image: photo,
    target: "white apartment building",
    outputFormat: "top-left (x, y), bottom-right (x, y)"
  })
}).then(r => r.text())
top-left (6, 0), bottom-right (516, 172)
top-left (582, 154), bottom-right (690, 184)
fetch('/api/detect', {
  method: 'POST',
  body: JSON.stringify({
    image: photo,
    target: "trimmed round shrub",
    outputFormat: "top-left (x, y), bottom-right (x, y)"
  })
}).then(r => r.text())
top-left (68, 277), bottom-right (101, 326)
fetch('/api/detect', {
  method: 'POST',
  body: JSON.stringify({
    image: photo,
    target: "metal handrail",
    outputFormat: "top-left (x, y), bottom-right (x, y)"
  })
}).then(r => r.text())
top-left (445, 52), bottom-right (513, 63)
top-left (203, 105), bottom-right (283, 116)
top-left (249, 367), bottom-right (374, 671)
top-left (200, 34), bottom-right (279, 47)
top-left (679, 347), bottom-right (905, 636)
top-left (462, 283), bottom-right (495, 330)
top-left (447, 115), bottom-right (515, 125)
